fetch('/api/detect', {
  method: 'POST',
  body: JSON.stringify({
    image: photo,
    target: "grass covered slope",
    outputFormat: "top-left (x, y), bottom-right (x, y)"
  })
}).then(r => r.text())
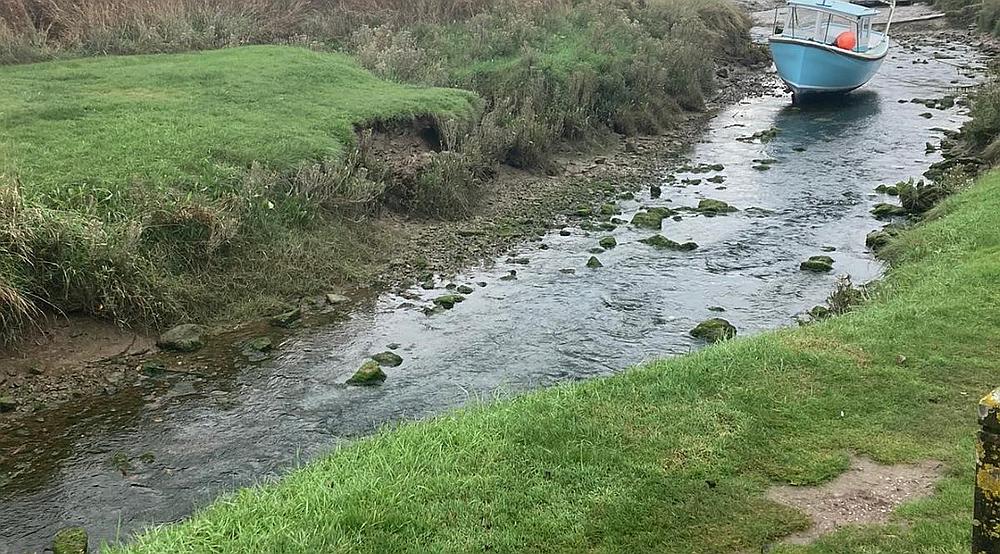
top-left (0, 45), bottom-right (477, 214)
top-left (0, 45), bottom-right (477, 341)
top-left (115, 173), bottom-right (1000, 552)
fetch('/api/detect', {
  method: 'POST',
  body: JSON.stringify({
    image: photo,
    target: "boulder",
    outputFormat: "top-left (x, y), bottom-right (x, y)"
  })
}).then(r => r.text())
top-left (372, 351), bottom-right (403, 367)
top-left (690, 318), bottom-right (737, 343)
top-left (649, 184), bottom-right (662, 198)
top-left (457, 284), bottom-right (475, 294)
top-left (871, 203), bottom-right (907, 219)
top-left (599, 203), bottom-right (620, 216)
top-left (156, 324), bottom-right (207, 352)
top-left (874, 184), bottom-right (899, 196)
top-left (598, 236), bottom-right (617, 249)
top-left (432, 294), bottom-right (465, 309)
top-left (630, 207), bottom-right (675, 229)
top-left (586, 256), bottom-right (603, 268)
top-left (800, 255), bottom-right (834, 272)
top-left (639, 235), bottom-right (698, 251)
top-left (346, 360), bottom-right (386, 386)
top-left (53, 527), bottom-right (88, 554)
top-left (695, 198), bottom-right (737, 215)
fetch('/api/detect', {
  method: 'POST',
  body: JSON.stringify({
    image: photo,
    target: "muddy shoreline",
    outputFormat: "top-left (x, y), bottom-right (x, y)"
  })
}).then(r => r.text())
top-left (0, 60), bottom-right (773, 428)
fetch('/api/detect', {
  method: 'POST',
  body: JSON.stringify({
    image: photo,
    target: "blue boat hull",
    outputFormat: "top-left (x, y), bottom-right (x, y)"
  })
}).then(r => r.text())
top-left (768, 38), bottom-right (886, 95)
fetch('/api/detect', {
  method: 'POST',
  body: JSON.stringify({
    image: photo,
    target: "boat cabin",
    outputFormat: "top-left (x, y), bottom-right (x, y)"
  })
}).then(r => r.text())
top-left (773, 0), bottom-right (880, 53)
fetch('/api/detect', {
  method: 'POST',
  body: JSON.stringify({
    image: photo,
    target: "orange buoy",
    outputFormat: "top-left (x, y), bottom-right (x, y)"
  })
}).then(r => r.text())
top-left (835, 31), bottom-right (857, 50)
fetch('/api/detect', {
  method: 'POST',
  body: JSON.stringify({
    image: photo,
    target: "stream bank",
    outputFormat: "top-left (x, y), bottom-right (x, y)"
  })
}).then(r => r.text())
top-left (0, 22), bottom-right (991, 554)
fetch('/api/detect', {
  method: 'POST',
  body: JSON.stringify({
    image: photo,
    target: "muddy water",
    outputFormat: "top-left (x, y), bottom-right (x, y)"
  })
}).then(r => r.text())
top-left (0, 34), bottom-right (986, 553)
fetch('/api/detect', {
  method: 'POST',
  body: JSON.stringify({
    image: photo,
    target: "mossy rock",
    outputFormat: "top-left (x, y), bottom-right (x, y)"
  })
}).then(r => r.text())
top-left (0, 396), bottom-right (16, 413)
top-left (707, 175), bottom-right (726, 184)
top-left (639, 235), bottom-right (698, 251)
top-left (574, 206), bottom-right (593, 217)
top-left (372, 351), bottom-right (403, 367)
top-left (586, 256), bottom-right (603, 269)
top-left (800, 255), bottom-right (834, 272)
top-left (866, 227), bottom-right (900, 251)
top-left (696, 198), bottom-right (737, 214)
top-left (809, 305), bottom-right (831, 319)
top-left (631, 211), bottom-right (664, 230)
top-left (270, 308), bottom-right (302, 328)
top-left (598, 236), bottom-right (617, 249)
top-left (53, 527), bottom-right (88, 554)
top-left (599, 203), bottom-right (620, 216)
top-left (871, 203), bottom-right (908, 219)
top-left (346, 360), bottom-right (386, 386)
top-left (432, 294), bottom-right (465, 309)
top-left (588, 247), bottom-right (605, 254)
top-left (156, 324), bottom-right (207, 352)
top-left (690, 318), bottom-right (736, 343)
top-left (649, 184), bottom-right (662, 198)
top-left (457, 284), bottom-right (475, 294)
top-left (874, 184), bottom-right (899, 196)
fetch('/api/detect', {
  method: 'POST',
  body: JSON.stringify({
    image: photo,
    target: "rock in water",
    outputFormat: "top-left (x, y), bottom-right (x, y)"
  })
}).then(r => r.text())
top-left (871, 203), bottom-right (907, 219)
top-left (690, 318), bottom-right (737, 343)
top-left (630, 207), bottom-right (675, 229)
top-left (586, 256), bottom-right (603, 268)
top-left (598, 236), bottom-right (617, 249)
top-left (432, 294), bottom-right (465, 309)
top-left (53, 527), bottom-right (88, 554)
top-left (270, 308), bottom-right (302, 328)
top-left (650, 184), bottom-right (662, 198)
top-left (325, 293), bottom-right (350, 305)
top-left (695, 198), bottom-right (738, 215)
top-left (639, 235), bottom-right (698, 251)
top-left (800, 255), bottom-right (834, 272)
top-left (372, 351), bottom-right (403, 367)
top-left (346, 360), bottom-right (386, 386)
top-left (457, 284), bottom-right (475, 294)
top-left (156, 324), bottom-right (206, 352)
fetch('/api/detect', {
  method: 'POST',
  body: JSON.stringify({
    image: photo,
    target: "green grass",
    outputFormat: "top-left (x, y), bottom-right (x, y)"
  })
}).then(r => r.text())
top-left (0, 45), bottom-right (477, 217)
top-left (0, 45), bottom-right (479, 340)
top-left (112, 171), bottom-right (1000, 552)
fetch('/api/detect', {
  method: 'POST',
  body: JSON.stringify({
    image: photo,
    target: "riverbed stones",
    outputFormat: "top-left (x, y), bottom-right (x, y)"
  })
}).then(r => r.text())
top-left (874, 184), bottom-right (899, 196)
top-left (346, 360), bottom-right (386, 386)
top-left (52, 527), bottom-right (88, 554)
top-left (270, 307), bottom-right (302, 328)
top-left (156, 324), bottom-right (207, 352)
top-left (639, 235), bottom-right (698, 251)
top-left (800, 255), bottom-right (835, 272)
top-left (871, 203), bottom-right (908, 218)
top-left (586, 256), bottom-right (603, 268)
top-left (650, 184), bottom-right (662, 198)
top-left (559, 229), bottom-right (572, 236)
top-left (372, 351), bottom-right (403, 367)
top-left (690, 318), bottom-right (736, 343)
top-left (432, 294), bottom-right (465, 309)
top-left (631, 209), bottom-right (669, 229)
top-left (457, 284), bottom-right (475, 294)
top-left (599, 236), bottom-right (617, 249)
top-left (600, 203), bottom-right (620, 216)
top-left (325, 293), bottom-right (350, 305)
top-left (695, 198), bottom-right (737, 215)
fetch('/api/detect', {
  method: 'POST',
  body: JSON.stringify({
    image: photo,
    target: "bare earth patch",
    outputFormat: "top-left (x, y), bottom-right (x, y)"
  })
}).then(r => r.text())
top-left (766, 456), bottom-right (945, 544)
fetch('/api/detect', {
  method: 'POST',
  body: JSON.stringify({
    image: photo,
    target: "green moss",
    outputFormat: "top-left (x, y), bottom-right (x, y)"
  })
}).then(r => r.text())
top-left (52, 527), bottom-right (88, 554)
top-left (346, 360), bottom-right (386, 386)
top-left (689, 317), bottom-right (736, 342)
top-left (598, 236), bottom-right (617, 249)
top-left (372, 351), bottom-right (404, 367)
top-left (800, 255), bottom-right (834, 272)
top-left (432, 294), bottom-right (466, 309)
top-left (695, 198), bottom-right (737, 215)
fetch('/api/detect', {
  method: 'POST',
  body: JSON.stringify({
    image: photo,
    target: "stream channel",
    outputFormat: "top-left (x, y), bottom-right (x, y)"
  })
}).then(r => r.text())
top-left (0, 30), bottom-right (988, 553)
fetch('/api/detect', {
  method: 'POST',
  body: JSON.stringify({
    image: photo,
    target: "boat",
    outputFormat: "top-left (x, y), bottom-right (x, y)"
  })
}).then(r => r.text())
top-left (768, 0), bottom-right (896, 100)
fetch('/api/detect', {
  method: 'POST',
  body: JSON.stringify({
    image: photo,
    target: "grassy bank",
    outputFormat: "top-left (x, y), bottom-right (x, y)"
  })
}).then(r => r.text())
top-left (111, 170), bottom-right (1000, 551)
top-left (0, 0), bottom-right (756, 344)
top-left (0, 45), bottom-right (478, 341)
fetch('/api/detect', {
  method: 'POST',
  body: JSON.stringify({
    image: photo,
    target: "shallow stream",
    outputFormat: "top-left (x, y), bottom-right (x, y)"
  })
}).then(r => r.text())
top-left (0, 32), bottom-right (987, 553)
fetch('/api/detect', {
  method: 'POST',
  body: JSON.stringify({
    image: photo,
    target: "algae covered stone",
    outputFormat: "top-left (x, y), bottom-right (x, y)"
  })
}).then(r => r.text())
top-left (457, 284), bottom-right (475, 294)
top-left (599, 236), bottom-right (617, 249)
top-left (800, 255), bottom-right (834, 272)
top-left (586, 256), bottom-right (603, 268)
top-left (695, 198), bottom-right (737, 215)
top-left (372, 351), bottom-right (403, 367)
top-left (53, 527), bottom-right (88, 554)
top-left (690, 318), bottom-right (736, 343)
top-left (871, 203), bottom-right (907, 219)
top-left (639, 235), bottom-right (697, 251)
top-left (346, 360), bottom-right (387, 386)
top-left (432, 294), bottom-right (465, 309)
top-left (156, 323), bottom-right (206, 352)
top-left (270, 307), bottom-right (302, 328)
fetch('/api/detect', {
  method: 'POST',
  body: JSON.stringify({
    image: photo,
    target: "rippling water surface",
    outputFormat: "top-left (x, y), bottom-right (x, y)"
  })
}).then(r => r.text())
top-left (0, 34), bottom-right (986, 552)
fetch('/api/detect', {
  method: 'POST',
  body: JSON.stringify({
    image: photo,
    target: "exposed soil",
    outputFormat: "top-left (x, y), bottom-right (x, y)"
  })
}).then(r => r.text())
top-left (766, 456), bottom-right (945, 544)
top-left (0, 60), bottom-right (770, 425)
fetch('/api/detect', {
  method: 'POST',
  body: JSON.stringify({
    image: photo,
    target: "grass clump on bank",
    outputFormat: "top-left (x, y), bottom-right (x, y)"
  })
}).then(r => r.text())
top-left (0, 45), bottom-right (478, 342)
top-left (112, 172), bottom-right (1000, 552)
